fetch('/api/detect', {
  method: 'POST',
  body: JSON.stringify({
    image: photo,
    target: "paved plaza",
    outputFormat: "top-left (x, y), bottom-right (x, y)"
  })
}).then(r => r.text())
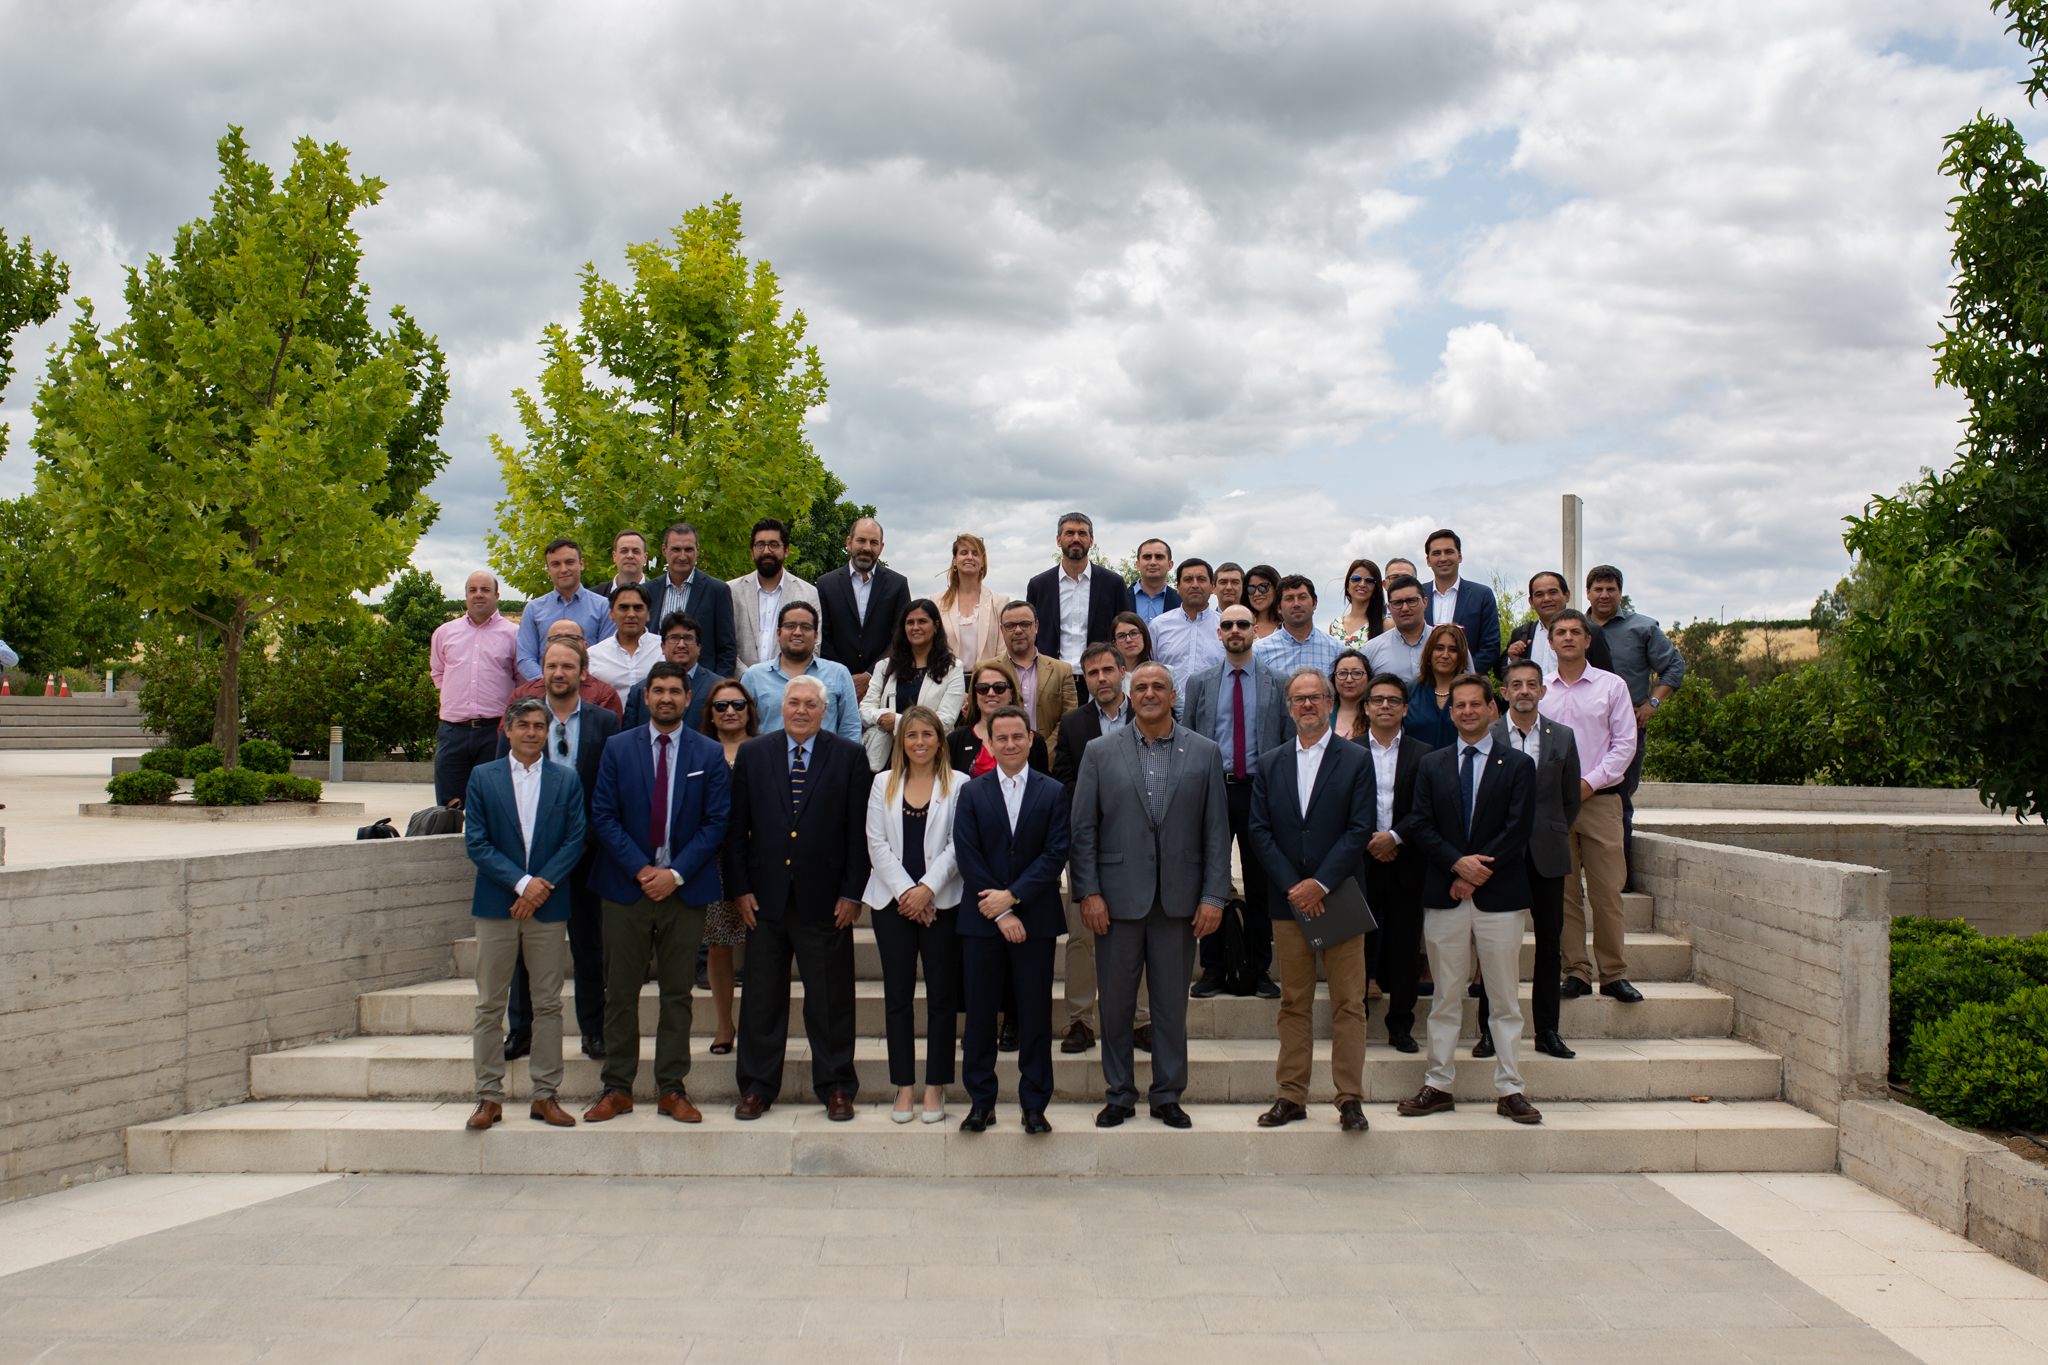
top-left (0, 1169), bottom-right (2042, 1364)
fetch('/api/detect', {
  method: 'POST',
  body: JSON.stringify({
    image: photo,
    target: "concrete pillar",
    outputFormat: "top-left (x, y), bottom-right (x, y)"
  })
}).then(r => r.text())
top-left (1563, 493), bottom-right (1584, 602)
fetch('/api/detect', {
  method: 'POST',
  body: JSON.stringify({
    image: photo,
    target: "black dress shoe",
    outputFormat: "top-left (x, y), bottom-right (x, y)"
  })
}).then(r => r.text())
top-left (1251, 973), bottom-right (1280, 1000)
top-left (503, 1031), bottom-right (531, 1062)
top-left (959, 1106), bottom-right (996, 1133)
top-left (1134, 1025), bottom-right (1152, 1053)
top-left (1338, 1099), bottom-right (1370, 1132)
top-left (1021, 1109), bottom-right (1052, 1135)
top-left (1600, 979), bottom-right (1645, 1004)
top-left (1471, 1028), bottom-right (1495, 1060)
top-left (1386, 1031), bottom-right (1420, 1054)
top-left (998, 1017), bottom-right (1020, 1052)
top-left (1559, 976), bottom-right (1594, 999)
top-left (580, 1036), bottom-right (606, 1060)
top-left (1534, 1030), bottom-right (1576, 1059)
top-left (1190, 970), bottom-right (1227, 999)
top-left (1256, 1098), bottom-right (1308, 1127)
top-left (1096, 1102), bottom-right (1137, 1128)
top-left (1466, 982), bottom-right (1482, 997)
top-left (1227, 974), bottom-right (1256, 997)
top-left (1150, 1102), bottom-right (1192, 1129)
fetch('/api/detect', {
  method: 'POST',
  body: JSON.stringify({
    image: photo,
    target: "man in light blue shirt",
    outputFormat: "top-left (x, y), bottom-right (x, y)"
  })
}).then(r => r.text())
top-left (516, 538), bottom-right (616, 680)
top-left (1124, 538), bottom-right (1181, 623)
top-left (740, 600), bottom-right (861, 743)
top-left (1149, 559), bottom-right (1224, 685)
top-left (1252, 574), bottom-right (1341, 676)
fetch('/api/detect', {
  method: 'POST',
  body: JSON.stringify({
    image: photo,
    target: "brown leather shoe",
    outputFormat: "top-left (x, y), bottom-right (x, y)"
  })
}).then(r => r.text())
top-left (529, 1097), bottom-right (575, 1127)
top-left (825, 1089), bottom-right (855, 1121)
top-left (1396, 1085), bottom-right (1457, 1117)
top-left (1497, 1093), bottom-right (1543, 1125)
top-left (658, 1091), bottom-right (703, 1124)
top-left (734, 1091), bottom-right (770, 1121)
top-left (1133, 1024), bottom-right (1153, 1053)
top-left (1060, 1018), bottom-right (1095, 1054)
top-left (465, 1100), bottom-right (502, 1130)
top-left (1256, 1098), bottom-right (1308, 1127)
top-left (1338, 1099), bottom-right (1370, 1133)
top-left (582, 1090), bottom-right (633, 1123)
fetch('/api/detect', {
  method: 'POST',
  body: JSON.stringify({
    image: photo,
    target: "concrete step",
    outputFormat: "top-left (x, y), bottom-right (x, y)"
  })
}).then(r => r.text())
top-left (0, 696), bottom-right (145, 712)
top-left (125, 1098), bottom-right (1838, 1176)
top-left (251, 1034), bottom-right (1784, 1105)
top-left (0, 734), bottom-right (165, 749)
top-left (362, 978), bottom-right (1733, 1041)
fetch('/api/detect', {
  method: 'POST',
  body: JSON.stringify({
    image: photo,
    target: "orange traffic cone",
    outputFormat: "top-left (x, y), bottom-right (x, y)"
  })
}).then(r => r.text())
top-left (58, 677), bottom-right (71, 697)
top-left (43, 674), bottom-right (56, 696)
top-left (1, 675), bottom-right (9, 695)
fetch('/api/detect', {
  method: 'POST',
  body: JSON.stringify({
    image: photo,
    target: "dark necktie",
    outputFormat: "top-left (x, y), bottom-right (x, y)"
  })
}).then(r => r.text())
top-left (1460, 743), bottom-right (1480, 839)
top-left (651, 732), bottom-right (671, 855)
top-left (1230, 668), bottom-right (1247, 779)
top-left (790, 741), bottom-right (808, 819)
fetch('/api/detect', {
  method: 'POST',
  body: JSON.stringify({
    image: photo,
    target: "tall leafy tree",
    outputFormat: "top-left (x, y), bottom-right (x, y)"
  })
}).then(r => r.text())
top-left (791, 469), bottom-right (880, 578)
top-left (488, 195), bottom-right (831, 591)
top-left (33, 129), bottom-right (448, 764)
top-left (0, 229), bottom-right (70, 461)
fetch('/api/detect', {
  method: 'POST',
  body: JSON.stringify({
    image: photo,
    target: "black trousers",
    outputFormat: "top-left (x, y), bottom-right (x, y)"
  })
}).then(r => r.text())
top-left (433, 721), bottom-right (501, 806)
top-left (508, 849), bottom-right (603, 1041)
top-left (1200, 778), bottom-right (1273, 981)
top-left (1476, 853), bottom-right (1566, 1036)
top-left (734, 903), bottom-right (859, 1105)
top-left (1367, 859), bottom-right (1426, 1038)
top-left (871, 904), bottom-right (959, 1087)
top-left (962, 934), bottom-right (1055, 1110)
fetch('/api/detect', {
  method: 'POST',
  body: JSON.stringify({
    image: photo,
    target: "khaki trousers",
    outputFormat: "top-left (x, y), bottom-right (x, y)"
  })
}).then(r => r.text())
top-left (1273, 918), bottom-right (1368, 1106)
top-left (1063, 875), bottom-right (1146, 1031)
top-left (1422, 903), bottom-right (1528, 1096)
top-left (1562, 792), bottom-right (1630, 985)
top-left (473, 915), bottom-right (567, 1102)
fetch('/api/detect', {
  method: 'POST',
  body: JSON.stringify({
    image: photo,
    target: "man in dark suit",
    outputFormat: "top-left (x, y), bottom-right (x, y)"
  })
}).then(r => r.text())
top-left (1050, 642), bottom-right (1138, 1054)
top-left (816, 517), bottom-right (911, 702)
top-left (1025, 512), bottom-right (1125, 665)
top-left (1422, 528), bottom-right (1502, 679)
top-left (1503, 570), bottom-right (1613, 678)
top-left (644, 522), bottom-right (737, 678)
top-left (462, 697), bottom-right (587, 1131)
top-left (1359, 672), bottom-right (1432, 1053)
top-left (954, 705), bottom-right (1073, 1134)
top-left (1479, 659), bottom-right (1584, 1060)
top-left (582, 662), bottom-right (730, 1124)
top-left (1069, 663), bottom-right (1231, 1129)
top-left (591, 529), bottom-right (653, 602)
top-left (725, 673), bottom-right (872, 1120)
top-left (1399, 672), bottom-right (1542, 1124)
top-left (1179, 606), bottom-right (1294, 1000)
top-left (1248, 667), bottom-right (1378, 1133)
top-left (495, 637), bottom-right (621, 1063)
top-left (622, 611), bottom-right (722, 734)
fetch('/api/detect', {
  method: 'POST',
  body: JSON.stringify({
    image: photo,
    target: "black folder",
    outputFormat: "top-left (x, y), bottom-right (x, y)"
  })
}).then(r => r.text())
top-left (1291, 875), bottom-right (1376, 951)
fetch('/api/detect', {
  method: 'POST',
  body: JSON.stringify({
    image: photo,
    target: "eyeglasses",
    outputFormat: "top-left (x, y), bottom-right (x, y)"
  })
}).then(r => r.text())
top-left (781, 622), bottom-right (817, 634)
top-left (1388, 596), bottom-right (1423, 609)
top-left (709, 698), bottom-right (749, 713)
top-left (1365, 695), bottom-right (1405, 707)
top-left (974, 682), bottom-right (1012, 695)
top-left (1334, 670), bottom-right (1368, 682)
top-left (1115, 630), bottom-right (1142, 643)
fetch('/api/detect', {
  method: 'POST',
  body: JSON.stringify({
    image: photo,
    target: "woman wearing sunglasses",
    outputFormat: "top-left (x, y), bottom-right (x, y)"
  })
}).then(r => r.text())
top-left (1327, 558), bottom-right (1387, 649)
top-left (696, 678), bottom-right (759, 1055)
top-left (947, 657), bottom-right (1049, 776)
top-left (1244, 563), bottom-right (1283, 640)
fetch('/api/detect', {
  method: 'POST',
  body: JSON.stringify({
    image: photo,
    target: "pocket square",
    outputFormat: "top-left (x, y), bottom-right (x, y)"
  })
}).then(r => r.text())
top-left (686, 770), bottom-right (704, 777)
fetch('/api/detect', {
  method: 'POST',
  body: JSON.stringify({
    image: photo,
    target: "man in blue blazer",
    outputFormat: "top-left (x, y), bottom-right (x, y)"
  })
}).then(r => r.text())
top-left (463, 698), bottom-right (587, 1131)
top-left (497, 637), bottom-right (621, 1062)
top-left (1400, 672), bottom-right (1542, 1125)
top-left (581, 661), bottom-right (731, 1125)
top-left (644, 522), bottom-right (738, 678)
top-left (954, 705), bottom-right (1073, 1134)
top-left (1422, 528), bottom-right (1502, 680)
top-left (1024, 512), bottom-right (1125, 664)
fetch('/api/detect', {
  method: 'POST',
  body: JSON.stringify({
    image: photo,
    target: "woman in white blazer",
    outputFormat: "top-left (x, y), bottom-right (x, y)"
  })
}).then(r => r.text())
top-left (859, 598), bottom-right (966, 771)
top-left (936, 533), bottom-right (1009, 665)
top-left (862, 705), bottom-right (970, 1125)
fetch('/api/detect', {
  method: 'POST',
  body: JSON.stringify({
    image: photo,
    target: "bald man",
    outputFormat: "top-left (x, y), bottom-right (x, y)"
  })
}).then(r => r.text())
top-left (431, 571), bottom-right (523, 807)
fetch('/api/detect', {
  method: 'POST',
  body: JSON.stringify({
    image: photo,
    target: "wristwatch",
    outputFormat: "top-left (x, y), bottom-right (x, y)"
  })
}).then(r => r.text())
top-left (1647, 697), bottom-right (1662, 711)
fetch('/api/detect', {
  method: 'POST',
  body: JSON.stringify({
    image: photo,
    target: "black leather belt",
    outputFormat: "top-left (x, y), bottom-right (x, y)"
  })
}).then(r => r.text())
top-left (1224, 774), bottom-right (1256, 786)
top-left (446, 717), bottom-right (499, 729)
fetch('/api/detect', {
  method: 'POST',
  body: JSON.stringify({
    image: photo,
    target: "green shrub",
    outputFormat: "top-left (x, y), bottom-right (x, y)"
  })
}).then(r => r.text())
top-left (263, 773), bottom-right (323, 802)
top-left (238, 738), bottom-right (292, 774)
top-left (243, 609), bottom-right (439, 760)
top-left (138, 747), bottom-right (187, 776)
top-left (1890, 925), bottom-right (2048, 1066)
top-left (1892, 916), bottom-right (1979, 950)
top-left (182, 743), bottom-right (223, 776)
top-left (191, 766), bottom-right (267, 806)
top-left (105, 770), bottom-right (178, 805)
top-left (134, 628), bottom-right (228, 749)
top-left (1903, 985), bottom-right (2048, 1129)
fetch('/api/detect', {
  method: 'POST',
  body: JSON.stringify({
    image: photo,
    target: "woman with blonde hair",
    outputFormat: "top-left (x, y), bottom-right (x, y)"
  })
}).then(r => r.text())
top-left (947, 656), bottom-right (1049, 776)
top-left (1402, 623), bottom-right (1471, 750)
top-left (863, 705), bottom-right (970, 1123)
top-left (937, 533), bottom-right (1009, 665)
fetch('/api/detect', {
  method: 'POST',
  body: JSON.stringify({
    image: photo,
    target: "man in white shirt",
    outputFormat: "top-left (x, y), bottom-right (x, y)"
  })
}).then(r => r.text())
top-left (1362, 573), bottom-right (1430, 682)
top-left (1148, 559), bottom-right (1224, 683)
top-left (729, 517), bottom-right (819, 671)
top-left (585, 583), bottom-right (662, 693)
top-left (1360, 672), bottom-right (1430, 1054)
top-left (1024, 512), bottom-right (1122, 665)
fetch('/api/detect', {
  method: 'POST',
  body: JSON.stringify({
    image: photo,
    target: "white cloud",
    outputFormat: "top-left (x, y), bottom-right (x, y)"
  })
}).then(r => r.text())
top-left (1430, 322), bottom-right (1553, 442)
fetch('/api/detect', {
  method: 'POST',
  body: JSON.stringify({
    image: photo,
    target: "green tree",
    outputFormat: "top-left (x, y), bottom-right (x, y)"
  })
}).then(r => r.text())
top-left (378, 565), bottom-right (452, 649)
top-left (32, 129), bottom-right (448, 765)
top-left (488, 195), bottom-right (831, 592)
top-left (0, 495), bottom-right (139, 679)
top-left (0, 229), bottom-right (70, 462)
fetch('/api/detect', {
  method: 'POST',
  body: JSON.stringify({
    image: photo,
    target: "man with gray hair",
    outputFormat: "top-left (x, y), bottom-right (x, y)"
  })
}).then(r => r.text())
top-left (1025, 511), bottom-right (1126, 664)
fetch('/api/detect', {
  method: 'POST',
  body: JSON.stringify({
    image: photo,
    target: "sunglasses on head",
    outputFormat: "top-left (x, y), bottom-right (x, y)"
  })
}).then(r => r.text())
top-left (974, 681), bottom-right (1011, 695)
top-left (709, 698), bottom-right (748, 713)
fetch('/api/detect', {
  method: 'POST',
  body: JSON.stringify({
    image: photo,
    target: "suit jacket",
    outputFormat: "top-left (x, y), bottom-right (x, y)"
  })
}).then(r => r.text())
top-left (948, 726), bottom-right (1048, 776)
top-left (1126, 582), bottom-right (1181, 615)
top-left (1015, 653), bottom-right (1080, 764)
top-left (620, 663), bottom-right (721, 734)
top-left (1505, 617), bottom-right (1613, 678)
top-left (1177, 658), bottom-right (1292, 766)
top-left (1025, 564), bottom-right (1125, 663)
top-left (817, 564), bottom-right (912, 679)
top-left (953, 766), bottom-right (1072, 939)
top-left (722, 729), bottom-right (871, 920)
top-left (494, 701), bottom-right (622, 827)
top-left (463, 757), bottom-right (587, 921)
top-left (1490, 716), bottom-right (1581, 878)
top-left (1428, 579), bottom-right (1503, 680)
top-left (1068, 723), bottom-right (1231, 920)
top-left (728, 571), bottom-right (821, 674)
top-left (1247, 733), bottom-right (1377, 922)
top-left (1410, 738), bottom-right (1537, 912)
top-left (1369, 731), bottom-right (1433, 890)
top-left (587, 723), bottom-right (731, 906)
top-left (1050, 699), bottom-right (1124, 797)
top-left (939, 589), bottom-right (1010, 664)
top-left (861, 768), bottom-right (970, 910)
top-left (645, 573), bottom-right (738, 679)
top-left (858, 659), bottom-right (967, 771)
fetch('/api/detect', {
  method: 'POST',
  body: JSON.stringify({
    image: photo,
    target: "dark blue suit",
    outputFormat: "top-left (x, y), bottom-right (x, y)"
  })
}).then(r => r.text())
top-left (1428, 579), bottom-right (1503, 681)
top-left (463, 759), bottom-right (586, 921)
top-left (1410, 739), bottom-right (1536, 912)
top-left (954, 767), bottom-right (1072, 1111)
top-left (646, 572), bottom-right (738, 679)
top-left (1246, 734), bottom-right (1377, 921)
top-left (621, 664), bottom-right (720, 734)
top-left (1025, 564), bottom-right (1126, 663)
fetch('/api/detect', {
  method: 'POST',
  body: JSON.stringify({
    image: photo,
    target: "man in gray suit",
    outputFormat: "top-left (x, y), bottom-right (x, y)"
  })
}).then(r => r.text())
top-left (1070, 662), bottom-right (1233, 1129)
top-left (1477, 658), bottom-right (1584, 1060)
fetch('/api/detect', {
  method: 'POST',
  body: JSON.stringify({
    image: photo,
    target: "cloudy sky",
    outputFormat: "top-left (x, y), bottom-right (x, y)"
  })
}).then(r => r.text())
top-left (0, 0), bottom-right (2037, 625)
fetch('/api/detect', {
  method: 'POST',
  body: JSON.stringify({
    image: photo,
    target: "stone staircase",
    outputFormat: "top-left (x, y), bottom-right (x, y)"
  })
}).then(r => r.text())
top-left (0, 693), bottom-right (163, 750)
top-left (126, 890), bottom-right (1838, 1176)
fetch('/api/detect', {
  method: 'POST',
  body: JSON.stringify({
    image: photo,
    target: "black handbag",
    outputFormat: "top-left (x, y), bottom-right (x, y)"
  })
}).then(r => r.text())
top-left (355, 816), bottom-right (400, 840)
top-left (403, 805), bottom-right (465, 837)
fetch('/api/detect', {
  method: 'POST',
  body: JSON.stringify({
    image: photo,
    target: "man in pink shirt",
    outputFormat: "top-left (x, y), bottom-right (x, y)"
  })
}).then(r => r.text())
top-left (431, 570), bottom-right (522, 807)
top-left (1536, 609), bottom-right (1642, 1003)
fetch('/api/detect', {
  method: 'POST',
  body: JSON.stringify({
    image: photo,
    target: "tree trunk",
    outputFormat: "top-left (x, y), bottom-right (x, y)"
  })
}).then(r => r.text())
top-left (212, 596), bottom-right (250, 766)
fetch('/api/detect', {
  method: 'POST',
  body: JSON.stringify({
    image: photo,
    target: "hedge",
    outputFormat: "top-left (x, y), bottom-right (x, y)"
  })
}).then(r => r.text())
top-left (105, 770), bottom-right (178, 805)
top-left (191, 767), bottom-right (268, 806)
top-left (1893, 917), bottom-right (2048, 1130)
top-left (238, 738), bottom-right (292, 774)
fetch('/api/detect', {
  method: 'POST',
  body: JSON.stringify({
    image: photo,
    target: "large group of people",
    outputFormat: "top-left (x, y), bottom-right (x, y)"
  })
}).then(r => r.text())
top-left (436, 512), bottom-right (1687, 1133)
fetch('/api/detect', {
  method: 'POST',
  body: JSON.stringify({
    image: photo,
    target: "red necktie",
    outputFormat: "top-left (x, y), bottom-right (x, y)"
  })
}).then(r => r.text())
top-left (1231, 668), bottom-right (1247, 779)
top-left (651, 732), bottom-right (671, 855)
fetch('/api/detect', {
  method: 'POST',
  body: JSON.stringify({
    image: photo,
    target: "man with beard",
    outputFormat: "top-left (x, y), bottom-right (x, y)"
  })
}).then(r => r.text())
top-left (1025, 512), bottom-right (1125, 666)
top-left (729, 518), bottom-right (821, 672)
top-left (741, 601), bottom-right (862, 742)
top-left (817, 517), bottom-right (910, 700)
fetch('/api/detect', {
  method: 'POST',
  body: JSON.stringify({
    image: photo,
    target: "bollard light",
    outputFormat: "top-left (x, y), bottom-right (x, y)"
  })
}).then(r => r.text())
top-left (329, 726), bottom-right (344, 784)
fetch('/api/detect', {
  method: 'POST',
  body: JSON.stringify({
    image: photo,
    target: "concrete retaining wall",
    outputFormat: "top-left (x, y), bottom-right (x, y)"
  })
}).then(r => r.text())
top-left (1636, 782), bottom-right (1988, 815)
top-left (1634, 832), bottom-right (1890, 1124)
top-left (1840, 1100), bottom-right (2048, 1277)
top-left (0, 837), bottom-right (471, 1202)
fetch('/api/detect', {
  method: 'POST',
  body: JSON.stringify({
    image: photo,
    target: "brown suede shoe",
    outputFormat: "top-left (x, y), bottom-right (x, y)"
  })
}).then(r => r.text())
top-left (582, 1091), bottom-right (634, 1123)
top-left (1396, 1085), bottom-right (1457, 1117)
top-left (529, 1098), bottom-right (575, 1127)
top-left (465, 1101), bottom-right (502, 1130)
top-left (1497, 1093), bottom-right (1543, 1124)
top-left (658, 1091), bottom-right (703, 1124)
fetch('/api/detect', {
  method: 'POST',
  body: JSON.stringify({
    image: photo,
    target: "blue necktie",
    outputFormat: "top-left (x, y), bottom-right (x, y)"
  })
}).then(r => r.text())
top-left (790, 742), bottom-right (807, 819)
top-left (1460, 743), bottom-right (1480, 839)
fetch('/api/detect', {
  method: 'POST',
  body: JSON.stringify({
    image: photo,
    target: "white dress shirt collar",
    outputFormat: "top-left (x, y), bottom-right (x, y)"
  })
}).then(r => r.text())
top-left (997, 765), bottom-right (1030, 832)
top-left (1294, 725), bottom-right (1333, 818)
